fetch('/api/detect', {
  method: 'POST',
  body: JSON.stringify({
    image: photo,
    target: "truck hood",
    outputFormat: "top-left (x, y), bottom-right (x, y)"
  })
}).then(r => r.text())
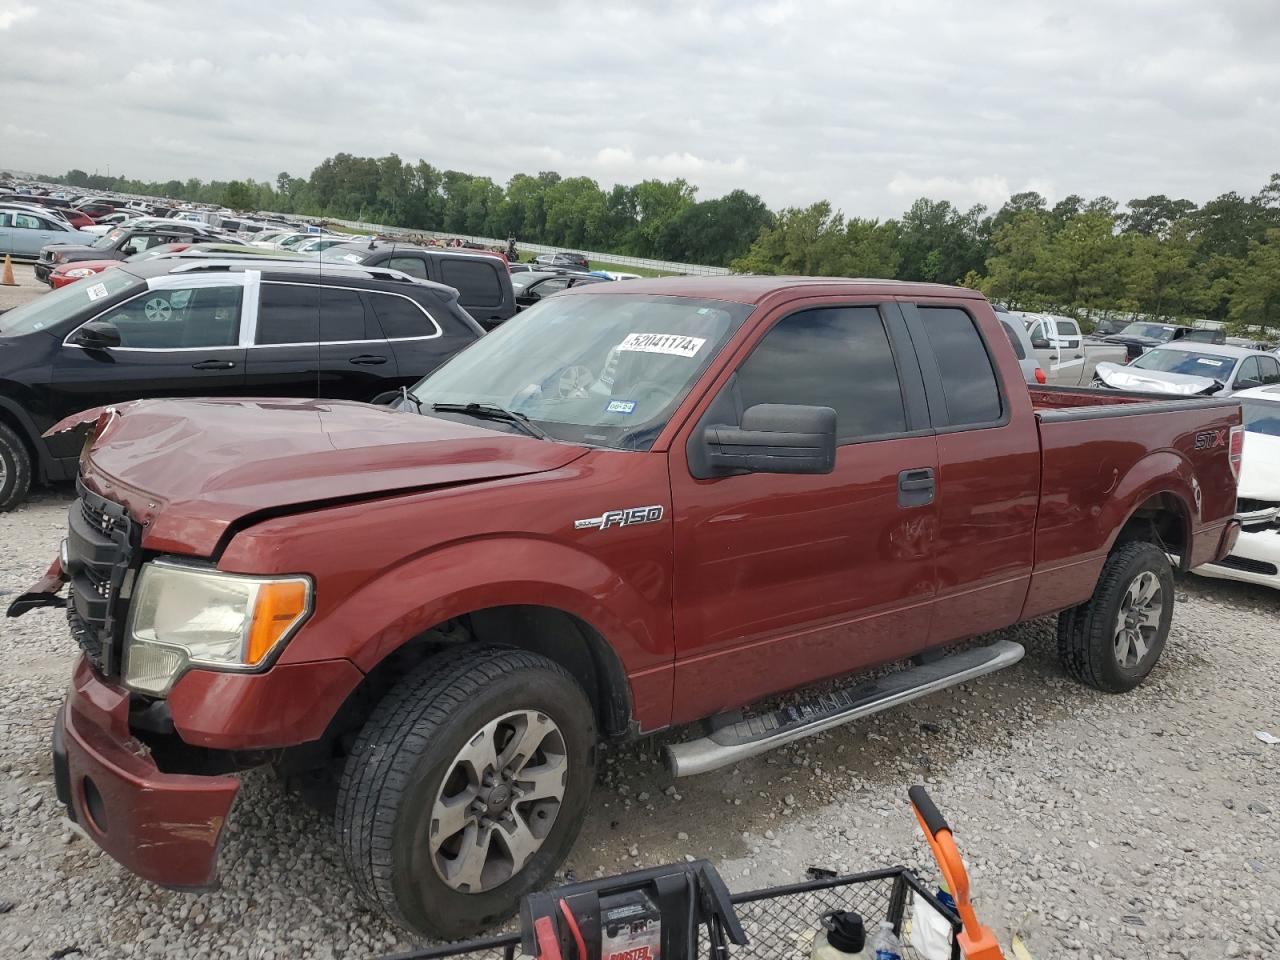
top-left (1093, 362), bottom-right (1223, 397)
top-left (39, 244), bottom-right (116, 263)
top-left (60, 398), bottom-right (589, 555)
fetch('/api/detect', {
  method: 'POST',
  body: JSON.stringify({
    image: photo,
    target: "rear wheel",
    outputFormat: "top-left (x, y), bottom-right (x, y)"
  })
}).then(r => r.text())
top-left (1057, 541), bottom-right (1174, 692)
top-left (0, 422), bottom-right (33, 512)
top-left (336, 647), bottom-right (596, 938)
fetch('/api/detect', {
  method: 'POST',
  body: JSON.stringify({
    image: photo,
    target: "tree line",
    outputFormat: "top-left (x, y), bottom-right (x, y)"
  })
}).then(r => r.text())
top-left (48, 158), bottom-right (1280, 336)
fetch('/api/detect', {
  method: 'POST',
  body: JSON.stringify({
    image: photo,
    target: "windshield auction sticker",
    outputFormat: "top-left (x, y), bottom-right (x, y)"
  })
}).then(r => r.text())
top-left (618, 332), bottom-right (706, 358)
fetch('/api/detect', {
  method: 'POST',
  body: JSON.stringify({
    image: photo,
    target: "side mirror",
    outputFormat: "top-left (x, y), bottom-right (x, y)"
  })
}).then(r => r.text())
top-left (703, 404), bottom-right (836, 476)
top-left (1030, 336), bottom-right (1051, 350)
top-left (72, 320), bottom-right (122, 350)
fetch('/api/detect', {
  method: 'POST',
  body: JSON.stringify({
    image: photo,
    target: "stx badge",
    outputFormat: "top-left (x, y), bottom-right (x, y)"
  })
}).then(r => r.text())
top-left (1194, 429), bottom-right (1227, 450)
top-left (575, 505), bottom-right (664, 531)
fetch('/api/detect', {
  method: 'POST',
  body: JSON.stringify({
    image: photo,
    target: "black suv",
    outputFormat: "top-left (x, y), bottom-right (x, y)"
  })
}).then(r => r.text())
top-left (321, 242), bottom-right (516, 328)
top-left (0, 258), bottom-right (483, 509)
top-left (35, 224), bottom-right (221, 283)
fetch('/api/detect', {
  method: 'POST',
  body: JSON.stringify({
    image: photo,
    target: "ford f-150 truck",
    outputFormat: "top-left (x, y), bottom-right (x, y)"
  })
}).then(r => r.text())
top-left (8, 277), bottom-right (1243, 939)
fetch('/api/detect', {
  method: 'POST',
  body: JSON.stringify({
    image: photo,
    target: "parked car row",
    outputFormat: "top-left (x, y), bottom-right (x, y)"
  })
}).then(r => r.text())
top-left (0, 257), bottom-right (484, 510)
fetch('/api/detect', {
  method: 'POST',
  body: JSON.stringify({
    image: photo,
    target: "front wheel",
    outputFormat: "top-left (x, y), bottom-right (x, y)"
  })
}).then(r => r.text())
top-left (336, 647), bottom-right (596, 938)
top-left (0, 421), bottom-right (33, 512)
top-left (1057, 541), bottom-right (1174, 692)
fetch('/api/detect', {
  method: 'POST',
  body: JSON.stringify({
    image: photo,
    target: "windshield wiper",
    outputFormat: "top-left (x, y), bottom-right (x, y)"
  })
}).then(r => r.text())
top-left (430, 402), bottom-right (549, 440)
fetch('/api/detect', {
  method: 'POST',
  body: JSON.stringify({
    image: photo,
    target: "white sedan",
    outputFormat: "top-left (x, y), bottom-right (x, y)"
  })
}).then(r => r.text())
top-left (1194, 384), bottom-right (1280, 590)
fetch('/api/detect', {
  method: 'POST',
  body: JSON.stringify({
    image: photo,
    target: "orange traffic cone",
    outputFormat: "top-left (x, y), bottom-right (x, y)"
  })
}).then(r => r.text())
top-left (1, 255), bottom-right (16, 286)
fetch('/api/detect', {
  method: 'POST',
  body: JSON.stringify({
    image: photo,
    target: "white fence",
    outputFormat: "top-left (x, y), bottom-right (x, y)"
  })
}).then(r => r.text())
top-left (265, 213), bottom-right (732, 276)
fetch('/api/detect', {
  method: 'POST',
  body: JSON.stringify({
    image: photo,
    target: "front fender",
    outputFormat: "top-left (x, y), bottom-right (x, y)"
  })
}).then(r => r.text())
top-left (308, 535), bottom-right (670, 676)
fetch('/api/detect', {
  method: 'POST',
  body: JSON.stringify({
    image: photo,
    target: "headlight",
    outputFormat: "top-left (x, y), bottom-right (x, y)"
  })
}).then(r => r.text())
top-left (64, 267), bottom-right (96, 278)
top-left (123, 560), bottom-right (311, 696)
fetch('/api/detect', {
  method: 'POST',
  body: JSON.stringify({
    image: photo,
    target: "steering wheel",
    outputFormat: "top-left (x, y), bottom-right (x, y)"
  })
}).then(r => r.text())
top-left (143, 297), bottom-right (172, 322)
top-left (556, 365), bottom-right (596, 399)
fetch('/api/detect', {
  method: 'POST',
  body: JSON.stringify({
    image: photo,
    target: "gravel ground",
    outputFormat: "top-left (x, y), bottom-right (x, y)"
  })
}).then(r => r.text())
top-left (0, 261), bottom-right (45, 311)
top-left (1, 489), bottom-right (1278, 959)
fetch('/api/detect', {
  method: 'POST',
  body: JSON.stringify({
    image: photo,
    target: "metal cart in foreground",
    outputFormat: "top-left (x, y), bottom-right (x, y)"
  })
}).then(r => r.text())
top-left (382, 787), bottom-right (1004, 960)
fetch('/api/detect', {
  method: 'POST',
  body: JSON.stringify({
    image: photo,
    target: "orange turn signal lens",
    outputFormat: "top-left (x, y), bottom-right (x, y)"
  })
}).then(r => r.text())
top-left (245, 580), bottom-right (310, 665)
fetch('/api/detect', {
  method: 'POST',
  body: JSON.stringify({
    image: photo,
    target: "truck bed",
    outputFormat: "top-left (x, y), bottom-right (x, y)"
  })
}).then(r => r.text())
top-left (1022, 384), bottom-right (1241, 620)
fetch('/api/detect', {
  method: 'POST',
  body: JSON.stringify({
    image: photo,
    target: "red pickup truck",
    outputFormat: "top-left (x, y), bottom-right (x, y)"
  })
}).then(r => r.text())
top-left (10, 277), bottom-right (1242, 939)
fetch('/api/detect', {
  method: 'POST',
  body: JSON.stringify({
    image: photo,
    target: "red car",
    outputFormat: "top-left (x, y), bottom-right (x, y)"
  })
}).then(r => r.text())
top-left (47, 242), bottom-right (195, 287)
top-left (12, 277), bottom-right (1242, 939)
top-left (58, 209), bottom-right (96, 230)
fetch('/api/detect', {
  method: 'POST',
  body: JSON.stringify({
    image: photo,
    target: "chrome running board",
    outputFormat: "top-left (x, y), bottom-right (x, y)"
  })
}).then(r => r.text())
top-left (665, 639), bottom-right (1025, 777)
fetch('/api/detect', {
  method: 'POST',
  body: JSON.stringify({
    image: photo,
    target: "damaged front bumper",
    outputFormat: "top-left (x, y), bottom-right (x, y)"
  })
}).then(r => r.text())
top-left (54, 656), bottom-right (240, 888)
top-left (6, 556), bottom-right (68, 618)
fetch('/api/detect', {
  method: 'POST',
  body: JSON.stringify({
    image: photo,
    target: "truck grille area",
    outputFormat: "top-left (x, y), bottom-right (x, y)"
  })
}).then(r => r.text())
top-left (65, 484), bottom-right (139, 676)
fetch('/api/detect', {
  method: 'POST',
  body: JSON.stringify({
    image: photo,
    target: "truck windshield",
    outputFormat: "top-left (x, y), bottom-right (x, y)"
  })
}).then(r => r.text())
top-left (1130, 349), bottom-right (1234, 377)
top-left (1241, 400), bottom-right (1280, 437)
top-left (410, 293), bottom-right (754, 450)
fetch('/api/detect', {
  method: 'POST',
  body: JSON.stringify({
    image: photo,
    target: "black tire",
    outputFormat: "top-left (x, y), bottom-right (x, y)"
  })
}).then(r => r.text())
top-left (0, 421), bottom-right (33, 512)
top-left (336, 646), bottom-right (596, 938)
top-left (1057, 541), bottom-right (1174, 693)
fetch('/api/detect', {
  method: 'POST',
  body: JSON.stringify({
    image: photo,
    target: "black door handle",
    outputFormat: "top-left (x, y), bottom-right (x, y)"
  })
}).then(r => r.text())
top-left (191, 360), bottom-right (235, 370)
top-left (898, 467), bottom-right (935, 507)
top-left (349, 355), bottom-right (388, 365)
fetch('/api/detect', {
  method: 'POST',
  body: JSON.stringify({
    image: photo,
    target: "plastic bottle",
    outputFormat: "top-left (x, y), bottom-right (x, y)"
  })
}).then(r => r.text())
top-left (910, 884), bottom-right (957, 960)
top-left (811, 910), bottom-right (868, 959)
top-left (867, 920), bottom-right (904, 960)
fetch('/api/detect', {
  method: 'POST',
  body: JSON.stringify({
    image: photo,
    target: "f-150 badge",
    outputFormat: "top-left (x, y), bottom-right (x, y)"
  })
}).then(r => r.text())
top-left (575, 505), bottom-right (664, 530)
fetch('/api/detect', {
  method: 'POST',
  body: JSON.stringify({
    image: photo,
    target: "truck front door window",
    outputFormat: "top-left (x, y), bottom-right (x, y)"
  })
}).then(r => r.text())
top-left (735, 307), bottom-right (907, 442)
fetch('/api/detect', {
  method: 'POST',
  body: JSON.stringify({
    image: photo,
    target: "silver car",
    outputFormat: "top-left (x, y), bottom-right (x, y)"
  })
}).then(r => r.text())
top-left (0, 207), bottom-right (96, 258)
top-left (1093, 343), bottom-right (1280, 397)
top-left (995, 311), bottom-right (1047, 384)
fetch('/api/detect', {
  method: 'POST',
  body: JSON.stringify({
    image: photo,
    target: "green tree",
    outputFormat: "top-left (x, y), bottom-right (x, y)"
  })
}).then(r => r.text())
top-left (892, 198), bottom-right (989, 284)
top-left (1218, 230), bottom-right (1280, 337)
top-left (659, 189), bottom-right (773, 266)
top-left (221, 180), bottom-right (256, 212)
top-left (1121, 195), bottom-right (1198, 238)
top-left (977, 211), bottom-right (1052, 310)
top-left (731, 201), bottom-right (898, 277)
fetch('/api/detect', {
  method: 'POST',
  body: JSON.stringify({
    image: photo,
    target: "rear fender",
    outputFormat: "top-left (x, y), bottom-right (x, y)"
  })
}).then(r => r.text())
top-left (1104, 451), bottom-right (1195, 558)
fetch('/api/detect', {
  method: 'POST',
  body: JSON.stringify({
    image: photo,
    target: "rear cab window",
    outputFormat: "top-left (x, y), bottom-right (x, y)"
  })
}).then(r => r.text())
top-left (915, 306), bottom-right (1004, 427)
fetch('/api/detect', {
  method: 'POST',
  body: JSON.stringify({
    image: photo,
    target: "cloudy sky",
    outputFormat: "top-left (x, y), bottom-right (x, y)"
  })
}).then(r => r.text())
top-left (2, 0), bottom-right (1278, 218)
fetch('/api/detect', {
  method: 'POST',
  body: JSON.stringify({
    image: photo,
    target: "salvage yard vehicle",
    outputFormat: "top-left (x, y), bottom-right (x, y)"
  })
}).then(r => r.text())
top-left (994, 310), bottom-right (1047, 384)
top-left (1101, 320), bottom-right (1226, 360)
top-left (1093, 343), bottom-right (1280, 397)
top-left (8, 277), bottom-right (1242, 939)
top-left (0, 258), bottom-right (482, 510)
top-left (1016, 311), bottom-right (1128, 386)
top-left (512, 269), bottom-right (610, 310)
top-left (34, 223), bottom-right (221, 283)
top-left (0, 208), bottom-right (96, 259)
top-left (322, 240), bottom-right (517, 328)
top-left (1194, 384), bottom-right (1280, 590)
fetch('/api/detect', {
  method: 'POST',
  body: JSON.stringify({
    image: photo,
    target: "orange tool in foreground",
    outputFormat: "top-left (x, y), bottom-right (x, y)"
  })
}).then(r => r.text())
top-left (909, 786), bottom-right (1005, 960)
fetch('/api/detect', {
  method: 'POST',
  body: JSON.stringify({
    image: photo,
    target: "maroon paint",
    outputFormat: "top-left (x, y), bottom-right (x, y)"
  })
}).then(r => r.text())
top-left (61, 658), bottom-right (238, 888)
top-left (33, 278), bottom-right (1241, 890)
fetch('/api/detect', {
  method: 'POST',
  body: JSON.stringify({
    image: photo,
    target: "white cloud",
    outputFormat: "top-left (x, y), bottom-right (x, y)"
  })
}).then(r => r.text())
top-left (0, 0), bottom-right (1276, 219)
top-left (0, 3), bottom-right (35, 30)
